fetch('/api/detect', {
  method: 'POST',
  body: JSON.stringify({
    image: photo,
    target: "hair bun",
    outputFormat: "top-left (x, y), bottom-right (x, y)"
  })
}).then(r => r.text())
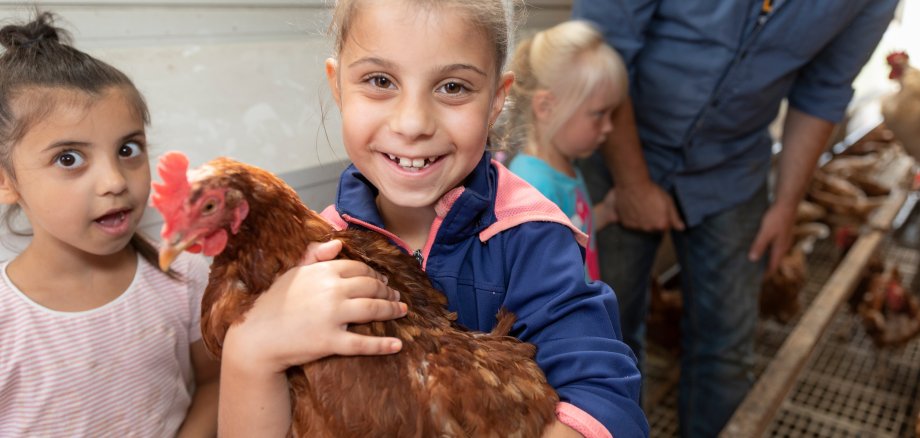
top-left (0, 12), bottom-right (64, 51)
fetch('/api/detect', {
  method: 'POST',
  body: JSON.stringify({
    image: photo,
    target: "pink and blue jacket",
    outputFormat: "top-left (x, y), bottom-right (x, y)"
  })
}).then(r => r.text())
top-left (322, 151), bottom-right (648, 437)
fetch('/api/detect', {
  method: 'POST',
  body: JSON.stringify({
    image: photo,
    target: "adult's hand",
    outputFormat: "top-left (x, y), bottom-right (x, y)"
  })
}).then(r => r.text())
top-left (614, 180), bottom-right (685, 232)
top-left (748, 202), bottom-right (797, 275)
top-left (594, 188), bottom-right (620, 231)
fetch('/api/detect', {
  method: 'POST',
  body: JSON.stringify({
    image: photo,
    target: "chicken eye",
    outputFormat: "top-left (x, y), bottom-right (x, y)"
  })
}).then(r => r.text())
top-left (201, 198), bottom-right (219, 215)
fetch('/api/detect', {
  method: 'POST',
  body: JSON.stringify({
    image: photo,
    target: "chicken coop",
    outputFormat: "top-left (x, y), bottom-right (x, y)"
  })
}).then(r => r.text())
top-left (644, 106), bottom-right (920, 438)
top-left (637, 2), bottom-right (920, 434)
top-left (644, 122), bottom-right (920, 437)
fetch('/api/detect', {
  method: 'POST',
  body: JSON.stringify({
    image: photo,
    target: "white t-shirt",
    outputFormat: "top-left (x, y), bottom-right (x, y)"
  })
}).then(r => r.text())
top-left (0, 252), bottom-right (210, 437)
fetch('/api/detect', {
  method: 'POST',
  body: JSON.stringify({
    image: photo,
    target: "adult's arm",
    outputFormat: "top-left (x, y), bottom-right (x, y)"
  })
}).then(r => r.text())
top-left (749, 0), bottom-right (898, 273)
top-left (573, 0), bottom-right (684, 232)
top-left (748, 108), bottom-right (834, 273)
top-left (603, 97), bottom-right (685, 232)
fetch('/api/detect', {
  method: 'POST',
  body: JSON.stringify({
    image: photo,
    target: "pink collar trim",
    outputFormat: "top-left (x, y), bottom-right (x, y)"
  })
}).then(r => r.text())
top-left (320, 161), bottom-right (587, 248)
top-left (480, 160), bottom-right (588, 247)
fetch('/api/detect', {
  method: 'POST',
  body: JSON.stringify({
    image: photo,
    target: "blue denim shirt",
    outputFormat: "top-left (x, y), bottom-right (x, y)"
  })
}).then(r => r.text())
top-left (572, 0), bottom-right (897, 226)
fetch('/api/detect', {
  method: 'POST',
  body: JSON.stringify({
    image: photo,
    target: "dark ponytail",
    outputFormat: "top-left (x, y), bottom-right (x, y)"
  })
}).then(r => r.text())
top-left (0, 12), bottom-right (67, 51)
top-left (0, 11), bottom-right (174, 277)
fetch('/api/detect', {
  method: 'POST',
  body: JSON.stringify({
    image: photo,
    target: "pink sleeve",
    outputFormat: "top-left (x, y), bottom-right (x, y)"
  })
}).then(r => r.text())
top-left (556, 402), bottom-right (613, 438)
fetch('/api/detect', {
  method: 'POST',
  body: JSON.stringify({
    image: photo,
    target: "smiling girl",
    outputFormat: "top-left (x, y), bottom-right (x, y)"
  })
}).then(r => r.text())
top-left (0, 12), bottom-right (218, 437)
top-left (219, 1), bottom-right (647, 437)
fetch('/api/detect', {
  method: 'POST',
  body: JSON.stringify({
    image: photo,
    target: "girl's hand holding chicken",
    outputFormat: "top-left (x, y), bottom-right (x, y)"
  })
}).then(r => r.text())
top-left (224, 240), bottom-right (406, 373)
top-left (220, 240), bottom-right (406, 437)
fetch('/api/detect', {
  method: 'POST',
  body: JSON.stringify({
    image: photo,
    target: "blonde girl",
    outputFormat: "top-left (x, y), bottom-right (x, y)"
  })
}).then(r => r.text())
top-left (220, 2), bottom-right (646, 437)
top-left (0, 12), bottom-right (218, 436)
top-left (506, 20), bottom-right (628, 281)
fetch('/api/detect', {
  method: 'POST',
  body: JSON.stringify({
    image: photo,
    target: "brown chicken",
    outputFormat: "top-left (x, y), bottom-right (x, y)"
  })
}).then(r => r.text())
top-left (881, 51), bottom-right (920, 160)
top-left (856, 264), bottom-right (920, 348)
top-left (758, 221), bottom-right (829, 323)
top-left (152, 152), bottom-right (558, 437)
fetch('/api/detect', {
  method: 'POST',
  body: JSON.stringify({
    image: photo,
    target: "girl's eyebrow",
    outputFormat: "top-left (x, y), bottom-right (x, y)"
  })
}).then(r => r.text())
top-left (42, 140), bottom-right (89, 152)
top-left (349, 56), bottom-right (486, 77)
top-left (349, 56), bottom-right (397, 70)
top-left (42, 130), bottom-right (145, 153)
top-left (438, 64), bottom-right (487, 77)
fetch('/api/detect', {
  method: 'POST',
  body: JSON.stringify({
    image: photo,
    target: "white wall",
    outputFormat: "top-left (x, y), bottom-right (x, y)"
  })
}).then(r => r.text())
top-left (0, 0), bottom-right (574, 258)
top-left (2, 1), bottom-right (346, 174)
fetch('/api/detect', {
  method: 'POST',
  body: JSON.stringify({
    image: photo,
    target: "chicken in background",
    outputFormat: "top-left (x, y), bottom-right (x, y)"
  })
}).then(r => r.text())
top-left (848, 254), bottom-right (885, 314)
top-left (758, 208), bottom-right (830, 324)
top-left (854, 262), bottom-right (920, 348)
top-left (152, 152), bottom-right (558, 437)
top-left (881, 51), bottom-right (920, 161)
top-left (806, 129), bottom-right (909, 256)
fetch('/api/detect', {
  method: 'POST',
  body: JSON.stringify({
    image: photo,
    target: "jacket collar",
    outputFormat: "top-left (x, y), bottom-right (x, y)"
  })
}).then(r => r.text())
top-left (334, 151), bottom-right (497, 242)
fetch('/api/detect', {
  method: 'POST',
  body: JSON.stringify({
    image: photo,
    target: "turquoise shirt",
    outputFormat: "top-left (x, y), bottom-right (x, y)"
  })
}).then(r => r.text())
top-left (509, 154), bottom-right (600, 281)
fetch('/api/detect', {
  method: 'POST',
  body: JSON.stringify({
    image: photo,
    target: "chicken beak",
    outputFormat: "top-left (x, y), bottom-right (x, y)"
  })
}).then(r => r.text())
top-left (159, 236), bottom-right (194, 271)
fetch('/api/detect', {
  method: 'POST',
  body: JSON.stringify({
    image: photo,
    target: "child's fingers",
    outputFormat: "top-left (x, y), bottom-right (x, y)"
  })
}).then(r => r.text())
top-left (322, 259), bottom-right (389, 285)
top-left (301, 240), bottom-right (344, 265)
top-left (334, 274), bottom-right (399, 301)
top-left (335, 333), bottom-right (403, 356)
top-left (340, 297), bottom-right (408, 324)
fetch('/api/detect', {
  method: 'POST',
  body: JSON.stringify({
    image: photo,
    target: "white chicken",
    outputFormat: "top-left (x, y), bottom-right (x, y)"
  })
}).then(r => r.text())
top-left (881, 51), bottom-right (920, 159)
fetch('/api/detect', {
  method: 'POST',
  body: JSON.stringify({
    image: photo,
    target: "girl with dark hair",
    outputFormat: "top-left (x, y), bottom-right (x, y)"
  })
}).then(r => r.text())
top-left (0, 12), bottom-right (219, 436)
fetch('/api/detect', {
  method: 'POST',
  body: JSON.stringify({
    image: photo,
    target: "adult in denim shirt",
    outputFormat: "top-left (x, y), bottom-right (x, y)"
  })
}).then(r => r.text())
top-left (572, 1), bottom-right (898, 436)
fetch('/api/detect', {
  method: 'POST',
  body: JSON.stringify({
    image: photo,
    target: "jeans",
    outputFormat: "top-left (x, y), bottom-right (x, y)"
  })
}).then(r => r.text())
top-left (578, 156), bottom-right (766, 438)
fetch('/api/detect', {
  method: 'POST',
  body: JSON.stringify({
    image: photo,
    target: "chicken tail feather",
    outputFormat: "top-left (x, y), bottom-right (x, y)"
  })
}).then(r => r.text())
top-left (491, 309), bottom-right (516, 337)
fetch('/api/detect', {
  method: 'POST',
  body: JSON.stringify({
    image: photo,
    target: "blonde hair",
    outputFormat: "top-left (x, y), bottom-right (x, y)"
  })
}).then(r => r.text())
top-left (329, 0), bottom-right (518, 75)
top-left (502, 20), bottom-right (627, 152)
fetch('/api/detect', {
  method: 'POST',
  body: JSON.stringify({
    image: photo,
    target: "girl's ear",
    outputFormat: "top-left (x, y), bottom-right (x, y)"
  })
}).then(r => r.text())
top-left (489, 71), bottom-right (515, 127)
top-left (532, 90), bottom-right (555, 123)
top-left (325, 58), bottom-right (342, 108)
top-left (0, 170), bottom-right (19, 205)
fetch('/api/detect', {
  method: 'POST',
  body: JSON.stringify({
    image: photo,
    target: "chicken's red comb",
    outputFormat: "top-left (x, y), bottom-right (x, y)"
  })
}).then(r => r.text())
top-left (886, 51), bottom-right (909, 79)
top-left (887, 51), bottom-right (909, 64)
top-left (151, 151), bottom-right (191, 235)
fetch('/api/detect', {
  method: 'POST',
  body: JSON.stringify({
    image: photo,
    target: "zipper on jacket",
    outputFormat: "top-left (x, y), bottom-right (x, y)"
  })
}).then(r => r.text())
top-left (413, 249), bottom-right (424, 266)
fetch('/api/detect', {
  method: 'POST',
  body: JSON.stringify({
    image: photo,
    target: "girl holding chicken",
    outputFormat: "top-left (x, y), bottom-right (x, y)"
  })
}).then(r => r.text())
top-left (505, 20), bottom-right (627, 282)
top-left (0, 12), bottom-right (219, 437)
top-left (219, 0), bottom-right (646, 437)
